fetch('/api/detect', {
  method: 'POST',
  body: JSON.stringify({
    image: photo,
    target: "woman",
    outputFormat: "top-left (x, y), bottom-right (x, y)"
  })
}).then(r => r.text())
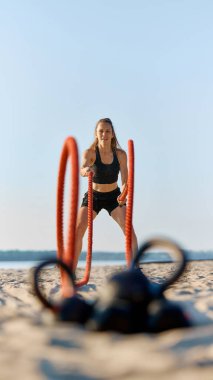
top-left (74, 118), bottom-right (138, 270)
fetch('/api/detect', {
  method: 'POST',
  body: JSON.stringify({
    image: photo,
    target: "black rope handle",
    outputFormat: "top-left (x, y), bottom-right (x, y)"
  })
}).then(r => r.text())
top-left (33, 258), bottom-right (75, 313)
top-left (131, 238), bottom-right (187, 293)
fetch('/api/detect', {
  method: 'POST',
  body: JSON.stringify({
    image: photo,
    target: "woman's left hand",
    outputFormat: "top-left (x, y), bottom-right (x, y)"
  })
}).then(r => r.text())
top-left (117, 196), bottom-right (126, 206)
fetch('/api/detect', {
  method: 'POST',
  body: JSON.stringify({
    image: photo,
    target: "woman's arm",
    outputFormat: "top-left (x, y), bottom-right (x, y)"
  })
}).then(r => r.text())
top-left (117, 150), bottom-right (128, 204)
top-left (80, 149), bottom-right (95, 177)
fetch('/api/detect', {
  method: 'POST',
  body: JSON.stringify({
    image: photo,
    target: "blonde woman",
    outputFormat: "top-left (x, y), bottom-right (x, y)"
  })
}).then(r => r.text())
top-left (74, 118), bottom-right (138, 269)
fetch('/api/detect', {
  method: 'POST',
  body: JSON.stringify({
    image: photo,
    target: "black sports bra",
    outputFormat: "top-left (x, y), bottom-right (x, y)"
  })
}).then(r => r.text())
top-left (92, 147), bottom-right (120, 184)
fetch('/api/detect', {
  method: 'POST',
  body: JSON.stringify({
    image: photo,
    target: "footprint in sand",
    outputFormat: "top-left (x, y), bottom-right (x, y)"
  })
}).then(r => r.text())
top-left (0, 298), bottom-right (5, 306)
top-left (195, 297), bottom-right (213, 320)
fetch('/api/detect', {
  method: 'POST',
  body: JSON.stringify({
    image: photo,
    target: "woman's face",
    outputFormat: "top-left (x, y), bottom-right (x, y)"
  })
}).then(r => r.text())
top-left (96, 122), bottom-right (114, 143)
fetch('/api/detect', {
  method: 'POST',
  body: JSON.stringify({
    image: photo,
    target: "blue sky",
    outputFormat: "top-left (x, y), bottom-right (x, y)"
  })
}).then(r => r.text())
top-left (0, 0), bottom-right (212, 251)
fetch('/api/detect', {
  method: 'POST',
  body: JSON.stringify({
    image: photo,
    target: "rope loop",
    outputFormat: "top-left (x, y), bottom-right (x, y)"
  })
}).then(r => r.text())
top-left (33, 258), bottom-right (75, 312)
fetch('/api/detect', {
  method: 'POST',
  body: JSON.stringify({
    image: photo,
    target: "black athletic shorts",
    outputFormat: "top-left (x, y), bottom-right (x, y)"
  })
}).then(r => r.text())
top-left (81, 187), bottom-right (125, 215)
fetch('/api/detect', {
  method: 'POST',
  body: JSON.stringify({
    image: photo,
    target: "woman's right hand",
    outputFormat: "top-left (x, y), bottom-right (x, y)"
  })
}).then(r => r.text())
top-left (82, 166), bottom-right (95, 177)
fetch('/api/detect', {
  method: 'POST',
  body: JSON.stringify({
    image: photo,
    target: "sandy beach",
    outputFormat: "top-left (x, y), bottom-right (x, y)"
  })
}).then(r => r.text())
top-left (0, 261), bottom-right (213, 380)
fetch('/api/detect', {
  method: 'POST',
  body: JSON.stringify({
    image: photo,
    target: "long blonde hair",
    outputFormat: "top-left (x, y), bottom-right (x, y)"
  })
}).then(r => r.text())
top-left (89, 118), bottom-right (121, 151)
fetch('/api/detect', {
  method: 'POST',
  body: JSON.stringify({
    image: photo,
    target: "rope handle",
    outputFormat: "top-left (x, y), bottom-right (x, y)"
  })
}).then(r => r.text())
top-left (131, 238), bottom-right (187, 293)
top-left (33, 258), bottom-right (76, 312)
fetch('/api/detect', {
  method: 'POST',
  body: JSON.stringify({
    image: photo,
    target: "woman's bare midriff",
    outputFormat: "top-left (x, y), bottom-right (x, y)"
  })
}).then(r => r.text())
top-left (92, 182), bottom-right (118, 192)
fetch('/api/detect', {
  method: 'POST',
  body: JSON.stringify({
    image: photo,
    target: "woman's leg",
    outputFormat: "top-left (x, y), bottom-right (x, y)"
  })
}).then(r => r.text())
top-left (110, 206), bottom-right (138, 255)
top-left (74, 206), bottom-right (97, 270)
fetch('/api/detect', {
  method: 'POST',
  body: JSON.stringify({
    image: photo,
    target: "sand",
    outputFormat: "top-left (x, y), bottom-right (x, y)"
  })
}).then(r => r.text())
top-left (0, 261), bottom-right (213, 380)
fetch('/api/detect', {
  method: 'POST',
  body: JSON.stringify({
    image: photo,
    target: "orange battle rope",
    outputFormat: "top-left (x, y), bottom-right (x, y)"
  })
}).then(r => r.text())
top-left (56, 137), bottom-right (79, 296)
top-left (117, 140), bottom-right (135, 266)
top-left (125, 140), bottom-right (135, 267)
top-left (57, 137), bottom-right (134, 293)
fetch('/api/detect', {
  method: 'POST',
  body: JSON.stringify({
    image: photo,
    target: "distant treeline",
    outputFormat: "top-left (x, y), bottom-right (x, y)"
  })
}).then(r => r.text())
top-left (0, 250), bottom-right (126, 261)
